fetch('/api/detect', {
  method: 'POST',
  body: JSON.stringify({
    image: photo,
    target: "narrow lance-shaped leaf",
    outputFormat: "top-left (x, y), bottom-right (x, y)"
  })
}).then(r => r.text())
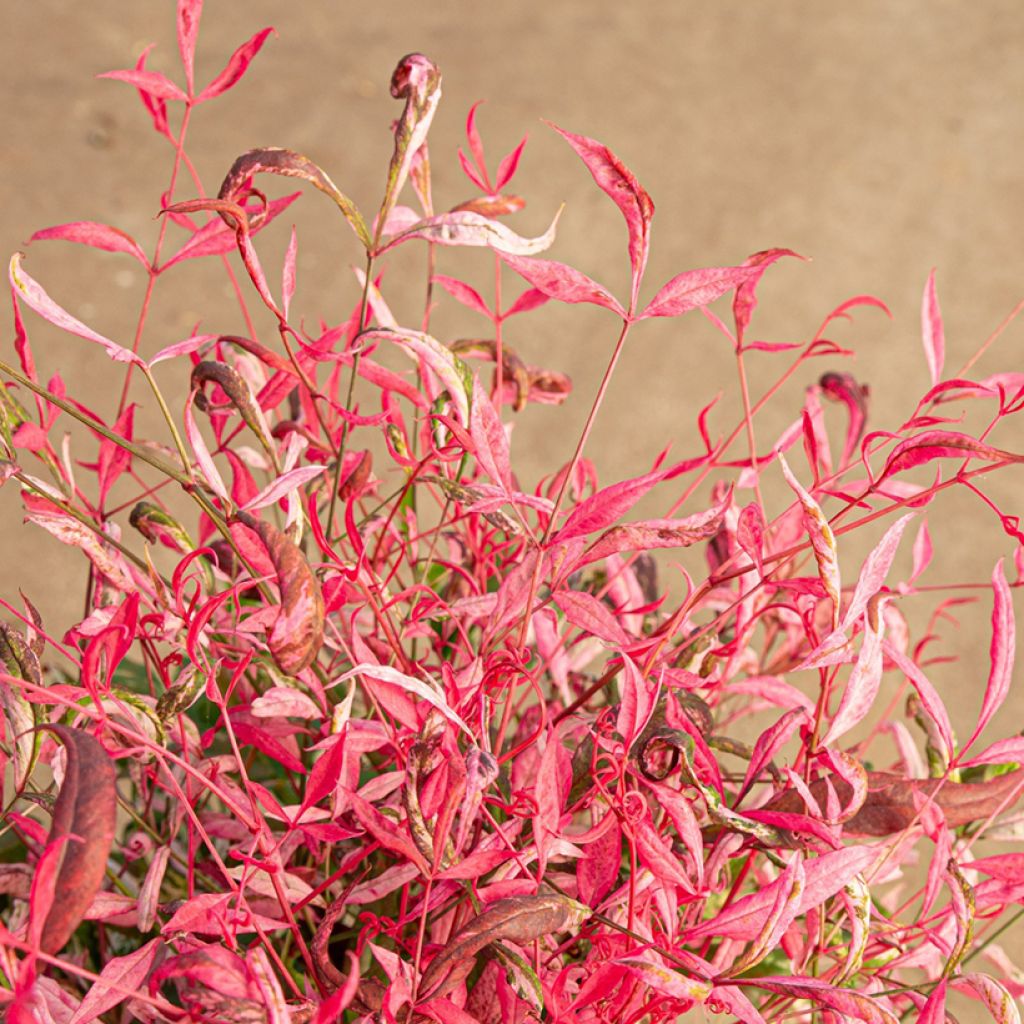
top-left (37, 726), bottom-right (117, 955)
top-left (843, 513), bottom-right (915, 628)
top-left (549, 124), bottom-right (654, 298)
top-left (197, 27), bottom-right (274, 103)
top-left (29, 222), bottom-right (149, 268)
top-left (378, 207), bottom-right (560, 257)
top-left (218, 147), bottom-right (371, 250)
top-left (777, 450), bottom-right (841, 628)
top-left (881, 430), bottom-right (1020, 479)
top-left (191, 360), bottom-right (275, 461)
top-left (418, 895), bottom-right (589, 1001)
top-left (177, 0), bottom-right (202, 94)
top-left (821, 598), bottom-right (886, 747)
top-left (97, 68), bottom-right (187, 101)
top-left (639, 264), bottom-right (759, 320)
top-left (922, 268), bottom-right (945, 387)
top-left (572, 489), bottom-right (730, 571)
top-left (68, 937), bottom-right (162, 1024)
top-left (964, 559), bottom-right (1016, 751)
top-left (234, 511), bottom-right (325, 675)
top-left (495, 251), bottom-right (625, 316)
top-left (738, 976), bottom-right (898, 1024)
top-left (733, 248), bottom-right (802, 345)
top-left (9, 254), bottom-right (144, 366)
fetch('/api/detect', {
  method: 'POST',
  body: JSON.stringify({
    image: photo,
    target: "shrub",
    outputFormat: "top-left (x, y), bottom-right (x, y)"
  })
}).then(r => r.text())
top-left (1, 3), bottom-right (1023, 1022)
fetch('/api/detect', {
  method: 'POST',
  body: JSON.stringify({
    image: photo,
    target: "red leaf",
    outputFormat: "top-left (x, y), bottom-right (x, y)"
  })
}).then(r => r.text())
top-left (37, 726), bottom-right (117, 955)
top-left (921, 268), bottom-right (945, 387)
top-left (549, 124), bottom-right (654, 289)
top-left (177, 0), bottom-right (202, 93)
top-left (640, 264), bottom-right (757, 320)
top-left (197, 27), bottom-right (275, 102)
top-left (30, 222), bottom-right (149, 268)
top-left (98, 68), bottom-right (186, 101)
top-left (496, 252), bottom-right (624, 316)
top-left (348, 792), bottom-right (429, 874)
top-left (503, 286), bottom-right (549, 318)
top-left (464, 101), bottom-right (490, 189)
top-left (577, 815), bottom-right (621, 906)
top-left (282, 226), bottom-right (298, 320)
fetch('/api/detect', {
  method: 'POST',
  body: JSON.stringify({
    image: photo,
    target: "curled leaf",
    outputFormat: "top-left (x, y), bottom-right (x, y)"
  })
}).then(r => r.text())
top-left (234, 512), bottom-right (324, 675)
top-left (191, 360), bottom-right (275, 460)
top-left (38, 726), bottom-right (117, 955)
top-left (419, 895), bottom-right (589, 1001)
top-left (218, 147), bottom-right (370, 250)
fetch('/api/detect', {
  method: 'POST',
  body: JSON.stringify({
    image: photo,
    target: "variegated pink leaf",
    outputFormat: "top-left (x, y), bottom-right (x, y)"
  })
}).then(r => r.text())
top-left (843, 513), bottom-right (915, 628)
top-left (10, 254), bottom-right (144, 365)
top-left (98, 68), bottom-right (186, 101)
top-left (197, 27), bottom-right (275, 102)
top-left (30, 222), bottom-right (149, 268)
top-left (639, 264), bottom-right (757, 320)
top-left (177, 0), bottom-right (201, 93)
top-left (821, 600), bottom-right (886, 747)
top-left (921, 268), bottom-right (945, 387)
top-left (553, 589), bottom-right (632, 646)
top-left (379, 208), bottom-right (560, 257)
top-left (496, 252), bottom-right (625, 316)
top-left (882, 430), bottom-right (1019, 478)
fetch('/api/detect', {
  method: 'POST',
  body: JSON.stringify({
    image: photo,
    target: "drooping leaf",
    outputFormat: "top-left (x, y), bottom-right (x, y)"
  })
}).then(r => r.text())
top-left (217, 147), bottom-right (370, 250)
top-left (379, 208), bottom-right (560, 257)
top-left (9, 254), bottom-right (144, 366)
top-left (419, 895), bottom-right (589, 1001)
top-left (37, 726), bottom-right (118, 955)
top-left (191, 360), bottom-right (275, 460)
top-left (29, 222), bottom-right (149, 268)
top-left (549, 124), bottom-right (654, 290)
top-left (234, 511), bottom-right (325, 675)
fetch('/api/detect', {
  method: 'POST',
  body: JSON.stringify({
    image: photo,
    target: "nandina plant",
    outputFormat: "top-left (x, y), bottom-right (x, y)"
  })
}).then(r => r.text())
top-left (1, 4), bottom-right (1023, 1024)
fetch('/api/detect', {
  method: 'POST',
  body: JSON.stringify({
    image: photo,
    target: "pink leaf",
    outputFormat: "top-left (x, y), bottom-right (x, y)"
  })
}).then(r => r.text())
top-left (576, 815), bottom-right (621, 905)
top-left (184, 389), bottom-right (229, 502)
top-left (966, 559), bottom-right (1016, 750)
top-left (843, 513), bottom-right (915, 628)
top-left (639, 264), bottom-right (758, 320)
top-left (241, 465), bottom-right (327, 512)
top-left (921, 268), bottom-right (945, 386)
top-left (909, 519), bottom-right (934, 582)
top-left (282, 226), bottom-right (297, 320)
top-left (553, 589), bottom-right (632, 646)
top-left (554, 464), bottom-right (673, 543)
top-left (464, 101), bottom-right (490, 188)
top-left (687, 846), bottom-right (879, 942)
top-left (742, 977), bottom-right (897, 1024)
top-left (615, 655), bottom-right (660, 749)
top-left (496, 252), bottom-right (624, 316)
top-left (883, 641), bottom-right (954, 759)
top-left (433, 274), bottom-right (491, 318)
top-left (68, 938), bottom-right (161, 1024)
top-left (733, 248), bottom-right (802, 344)
top-left (197, 27), bottom-right (275, 102)
top-left (821, 600), bottom-right (885, 747)
top-left (177, 0), bottom-right (202, 94)
top-left (616, 958), bottom-right (711, 1003)
top-left (736, 502), bottom-right (766, 577)
top-left (470, 384), bottom-right (512, 491)
top-left (160, 192), bottom-right (300, 271)
top-left (954, 975), bottom-right (1019, 1024)
top-left (379, 208), bottom-right (560, 257)
top-left (882, 430), bottom-right (1018, 479)
top-left (29, 222), bottom-right (149, 268)
top-left (161, 892), bottom-right (285, 935)
top-left (98, 68), bottom-right (186, 101)
top-left (634, 813), bottom-right (696, 893)
top-left (503, 287), bottom-right (549, 318)
top-left (131, 45), bottom-right (170, 139)
top-left (495, 135), bottom-right (528, 190)
top-left (147, 331), bottom-right (216, 368)
top-left (777, 451), bottom-right (841, 628)
top-left (457, 148), bottom-right (488, 192)
top-left (573, 491), bottom-right (730, 570)
top-left (549, 124), bottom-right (654, 289)
top-left (9, 254), bottom-right (144, 365)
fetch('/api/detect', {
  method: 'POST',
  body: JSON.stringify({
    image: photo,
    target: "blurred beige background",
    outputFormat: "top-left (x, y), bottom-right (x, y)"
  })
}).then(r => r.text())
top-left (1, 1), bottom-right (1021, 733)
